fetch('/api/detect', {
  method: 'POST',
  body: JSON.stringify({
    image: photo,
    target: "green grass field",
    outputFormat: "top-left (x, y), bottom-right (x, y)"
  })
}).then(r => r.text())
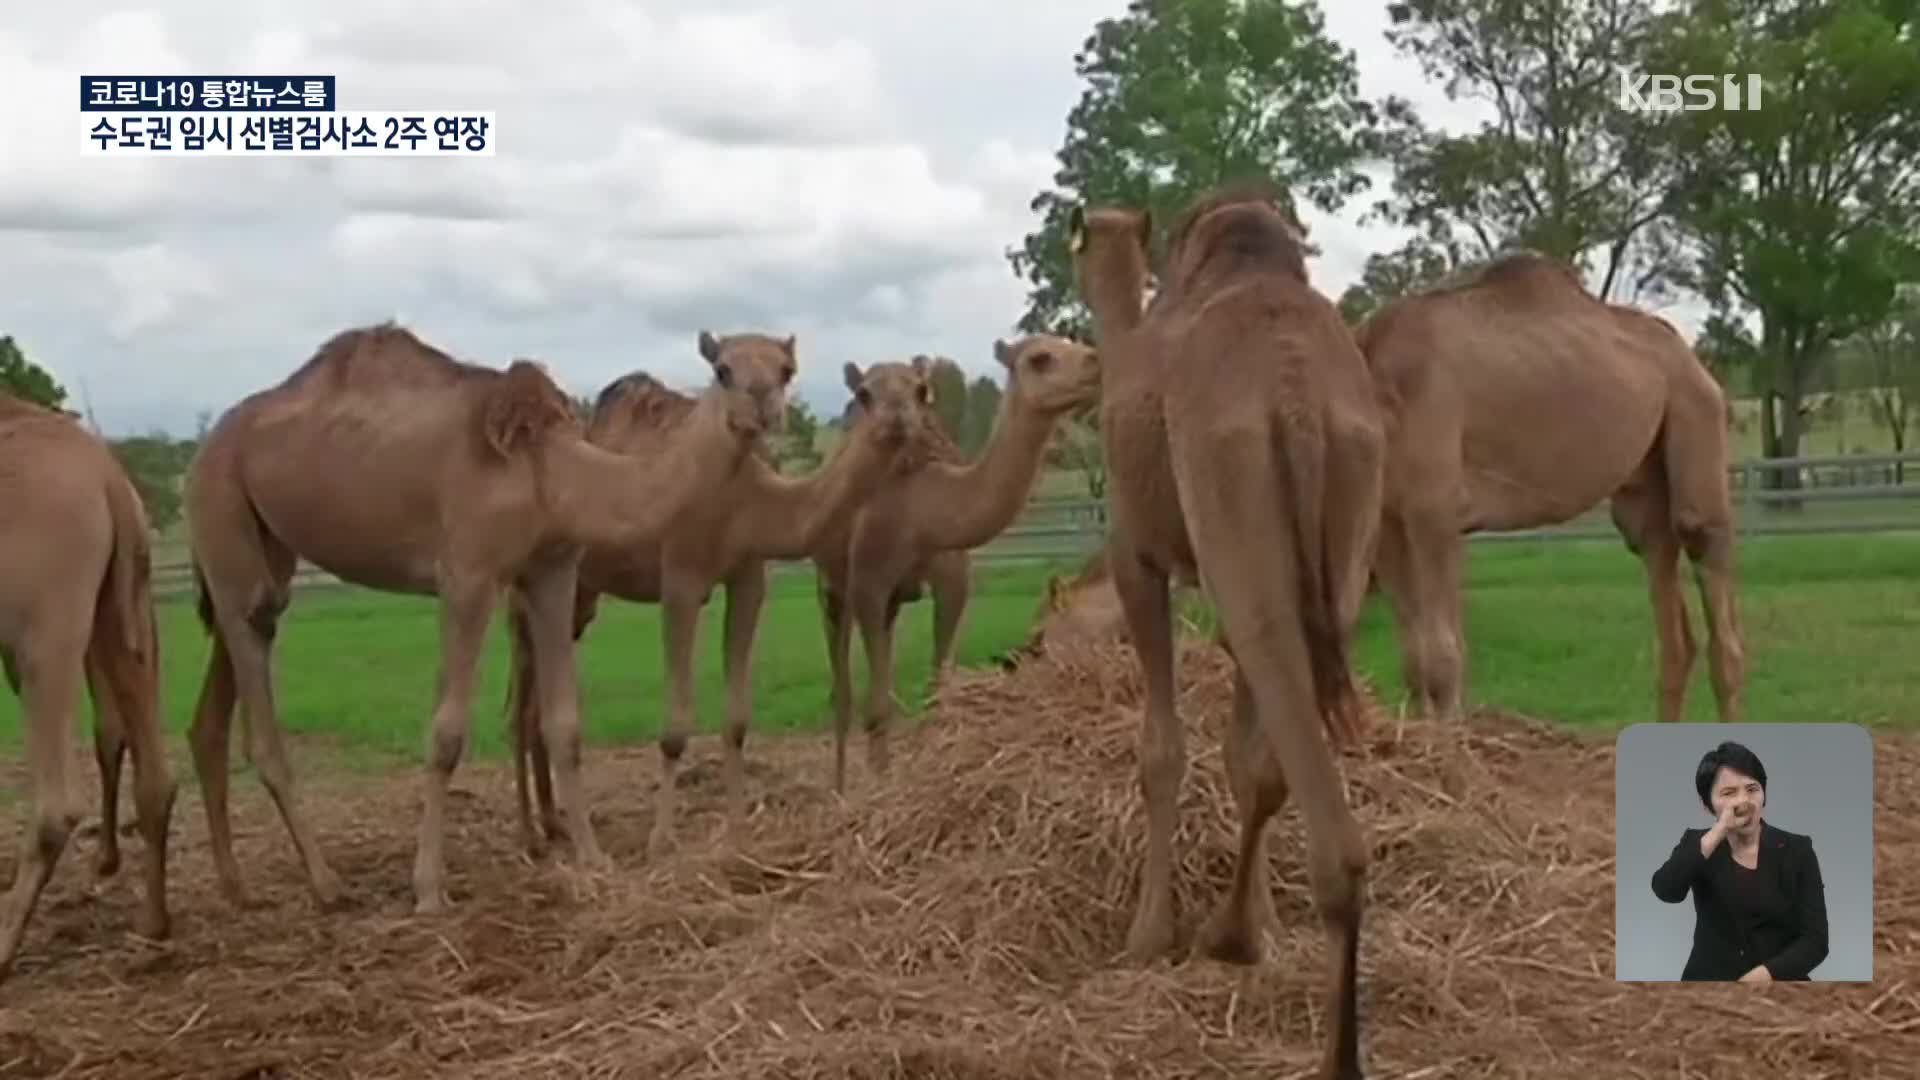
top-left (4, 532), bottom-right (1916, 786)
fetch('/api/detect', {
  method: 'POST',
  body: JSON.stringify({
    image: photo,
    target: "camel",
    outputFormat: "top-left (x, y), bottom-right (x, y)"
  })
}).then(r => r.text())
top-left (183, 322), bottom-right (778, 915)
top-left (501, 348), bottom-right (924, 857)
top-left (812, 336), bottom-right (1102, 793)
top-left (0, 392), bottom-right (175, 979)
top-left (997, 543), bottom-right (1129, 668)
top-left (1071, 183), bottom-right (1386, 1080)
top-left (1352, 252), bottom-right (1745, 724)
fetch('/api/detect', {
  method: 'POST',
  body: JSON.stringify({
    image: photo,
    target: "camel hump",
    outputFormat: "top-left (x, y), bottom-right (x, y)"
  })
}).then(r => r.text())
top-left (1433, 249), bottom-right (1589, 298)
top-left (481, 359), bottom-right (576, 457)
top-left (592, 371), bottom-right (696, 428)
top-left (285, 320), bottom-right (495, 393)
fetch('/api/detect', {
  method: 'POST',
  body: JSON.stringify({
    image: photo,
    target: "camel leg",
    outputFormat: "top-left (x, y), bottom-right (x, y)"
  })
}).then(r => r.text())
top-left (186, 629), bottom-right (249, 906)
top-left (517, 562), bottom-right (606, 876)
top-left (1682, 524), bottom-right (1745, 724)
top-left (1195, 664), bottom-right (1288, 964)
top-left (0, 620), bottom-right (86, 980)
top-left (90, 605), bottom-right (175, 941)
top-left (927, 553), bottom-right (969, 698)
top-left (411, 575), bottom-right (498, 914)
top-left (1325, 415), bottom-right (1386, 641)
top-left (203, 564), bottom-right (342, 910)
top-left (83, 653), bottom-right (125, 879)
top-left (1109, 544), bottom-right (1182, 962)
top-left (819, 580), bottom-right (857, 795)
top-left (527, 584), bottom-right (596, 849)
top-left (650, 569), bottom-right (707, 857)
top-left (720, 562), bottom-right (767, 826)
top-left (1611, 474), bottom-right (1697, 724)
top-left (1658, 387), bottom-right (1746, 723)
top-left (852, 582), bottom-right (901, 782)
top-left (1371, 510), bottom-right (1464, 721)
top-left (1171, 434), bottom-right (1368, 1080)
top-left (504, 592), bottom-right (542, 856)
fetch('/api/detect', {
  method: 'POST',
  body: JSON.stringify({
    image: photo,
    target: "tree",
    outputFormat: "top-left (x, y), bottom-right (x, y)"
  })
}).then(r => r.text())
top-left (961, 375), bottom-right (1002, 457)
top-left (109, 432), bottom-right (189, 531)
top-left (777, 400), bottom-right (823, 472)
top-left (1051, 412), bottom-right (1108, 503)
top-left (1834, 282), bottom-right (1920, 478)
top-left (0, 335), bottom-right (69, 412)
top-left (1006, 0), bottom-right (1383, 338)
top-left (1371, 0), bottom-right (1677, 302)
top-left (925, 356), bottom-right (970, 445)
top-left (1645, 0), bottom-right (1920, 488)
top-left (1336, 238), bottom-right (1457, 323)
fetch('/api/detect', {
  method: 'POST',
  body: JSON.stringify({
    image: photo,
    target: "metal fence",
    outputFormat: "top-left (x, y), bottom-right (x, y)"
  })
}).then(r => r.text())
top-left (148, 450), bottom-right (1920, 599)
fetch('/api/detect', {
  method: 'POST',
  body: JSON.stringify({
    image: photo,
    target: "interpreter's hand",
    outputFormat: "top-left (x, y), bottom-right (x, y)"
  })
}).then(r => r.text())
top-left (1700, 801), bottom-right (1743, 856)
top-left (1738, 964), bottom-right (1773, 984)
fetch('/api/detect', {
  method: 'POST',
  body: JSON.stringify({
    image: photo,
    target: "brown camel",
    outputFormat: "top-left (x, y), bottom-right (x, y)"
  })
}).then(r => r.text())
top-left (998, 543), bottom-right (1128, 668)
top-left (812, 336), bottom-right (1102, 792)
top-left (184, 322), bottom-right (776, 915)
top-left (1353, 252), bottom-right (1745, 724)
top-left (501, 345), bottom-right (925, 857)
top-left (0, 392), bottom-right (175, 979)
top-left (1072, 183), bottom-right (1385, 1080)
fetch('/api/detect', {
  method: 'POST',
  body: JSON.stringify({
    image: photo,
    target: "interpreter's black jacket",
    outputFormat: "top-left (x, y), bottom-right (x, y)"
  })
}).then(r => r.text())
top-left (1649, 819), bottom-right (1829, 981)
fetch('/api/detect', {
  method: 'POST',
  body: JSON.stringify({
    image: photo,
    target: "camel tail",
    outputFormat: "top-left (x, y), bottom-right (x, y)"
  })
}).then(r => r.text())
top-left (101, 473), bottom-right (158, 667)
top-left (503, 594), bottom-right (539, 746)
top-left (1276, 405), bottom-right (1366, 750)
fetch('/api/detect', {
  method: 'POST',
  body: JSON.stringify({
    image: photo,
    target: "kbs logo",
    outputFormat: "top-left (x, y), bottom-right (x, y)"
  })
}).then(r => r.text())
top-left (1618, 72), bottom-right (1764, 112)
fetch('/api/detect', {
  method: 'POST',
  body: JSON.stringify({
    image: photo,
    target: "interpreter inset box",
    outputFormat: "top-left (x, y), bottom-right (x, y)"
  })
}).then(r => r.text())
top-left (1614, 722), bottom-right (1873, 982)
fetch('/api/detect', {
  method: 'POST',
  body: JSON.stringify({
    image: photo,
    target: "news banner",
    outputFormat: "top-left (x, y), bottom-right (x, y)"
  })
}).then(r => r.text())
top-left (80, 75), bottom-right (494, 156)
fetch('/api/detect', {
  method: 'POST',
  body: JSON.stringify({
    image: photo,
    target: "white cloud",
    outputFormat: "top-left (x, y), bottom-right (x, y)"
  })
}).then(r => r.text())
top-left (0, 1), bottom-right (1709, 437)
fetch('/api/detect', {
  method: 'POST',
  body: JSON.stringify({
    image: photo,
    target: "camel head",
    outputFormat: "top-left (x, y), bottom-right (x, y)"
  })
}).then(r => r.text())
top-left (1068, 204), bottom-right (1153, 303)
top-left (1164, 181), bottom-right (1316, 291)
top-left (697, 329), bottom-right (796, 441)
top-left (992, 334), bottom-right (1102, 417)
top-left (840, 356), bottom-right (933, 446)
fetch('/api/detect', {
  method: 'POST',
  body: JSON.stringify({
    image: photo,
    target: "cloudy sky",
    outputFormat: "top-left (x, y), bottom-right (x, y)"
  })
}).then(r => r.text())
top-left (0, 1), bottom-right (1695, 438)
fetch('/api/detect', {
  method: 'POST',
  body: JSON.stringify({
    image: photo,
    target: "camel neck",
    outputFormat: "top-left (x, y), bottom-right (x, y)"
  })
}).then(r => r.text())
top-left (549, 404), bottom-right (750, 551)
top-left (916, 397), bottom-right (1055, 550)
top-left (1086, 263), bottom-right (1147, 342)
top-left (744, 424), bottom-right (894, 559)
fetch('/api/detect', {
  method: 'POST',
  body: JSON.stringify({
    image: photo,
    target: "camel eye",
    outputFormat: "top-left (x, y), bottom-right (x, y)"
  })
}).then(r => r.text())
top-left (856, 386), bottom-right (873, 407)
top-left (780, 364), bottom-right (795, 385)
top-left (1028, 351), bottom-right (1054, 372)
top-left (916, 383), bottom-right (931, 404)
top-left (715, 363), bottom-right (733, 387)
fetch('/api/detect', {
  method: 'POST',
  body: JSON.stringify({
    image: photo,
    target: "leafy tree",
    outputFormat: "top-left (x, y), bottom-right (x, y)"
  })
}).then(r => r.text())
top-left (1645, 0), bottom-right (1920, 486)
top-left (1336, 238), bottom-right (1458, 323)
top-left (1006, 0), bottom-right (1383, 338)
top-left (109, 432), bottom-right (189, 531)
top-left (0, 335), bottom-right (69, 412)
top-left (1371, 0), bottom-right (1676, 301)
top-left (961, 375), bottom-right (1002, 457)
top-left (1834, 282), bottom-right (1920, 477)
top-left (925, 357), bottom-right (969, 445)
top-left (777, 399), bottom-right (823, 472)
top-left (1050, 413), bottom-right (1108, 502)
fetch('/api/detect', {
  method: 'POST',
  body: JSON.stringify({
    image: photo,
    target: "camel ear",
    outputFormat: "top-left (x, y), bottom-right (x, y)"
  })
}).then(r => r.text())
top-left (698, 331), bottom-right (721, 365)
top-left (482, 360), bottom-right (570, 458)
top-left (1068, 205), bottom-right (1087, 254)
top-left (994, 338), bottom-right (1017, 370)
top-left (910, 354), bottom-right (930, 376)
top-left (780, 334), bottom-right (796, 357)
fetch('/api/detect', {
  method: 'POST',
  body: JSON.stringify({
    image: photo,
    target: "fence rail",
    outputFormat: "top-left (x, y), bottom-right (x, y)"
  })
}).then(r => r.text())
top-left (148, 450), bottom-right (1920, 599)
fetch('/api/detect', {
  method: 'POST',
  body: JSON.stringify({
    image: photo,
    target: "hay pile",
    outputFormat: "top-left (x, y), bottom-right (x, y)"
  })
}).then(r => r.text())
top-left (3, 642), bottom-right (1917, 1079)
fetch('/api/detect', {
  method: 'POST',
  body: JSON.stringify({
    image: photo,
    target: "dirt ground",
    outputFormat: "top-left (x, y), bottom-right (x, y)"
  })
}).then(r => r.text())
top-left (1, 642), bottom-right (1915, 1079)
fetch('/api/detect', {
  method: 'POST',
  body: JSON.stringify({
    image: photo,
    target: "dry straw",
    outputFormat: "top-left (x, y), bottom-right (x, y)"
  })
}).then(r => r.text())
top-left (2, 640), bottom-right (1915, 1078)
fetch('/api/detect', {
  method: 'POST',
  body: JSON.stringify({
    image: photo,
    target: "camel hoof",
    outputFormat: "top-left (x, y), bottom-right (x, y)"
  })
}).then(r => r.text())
top-left (413, 891), bottom-right (451, 917)
top-left (311, 873), bottom-right (348, 913)
top-left (1195, 909), bottom-right (1263, 966)
top-left (94, 848), bottom-right (121, 880)
top-left (135, 910), bottom-right (172, 942)
top-left (1124, 910), bottom-right (1178, 965)
top-left (646, 829), bottom-right (677, 861)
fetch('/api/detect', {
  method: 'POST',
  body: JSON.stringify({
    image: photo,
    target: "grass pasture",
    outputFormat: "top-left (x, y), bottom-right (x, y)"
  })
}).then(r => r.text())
top-left (3, 530), bottom-right (1916, 784)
